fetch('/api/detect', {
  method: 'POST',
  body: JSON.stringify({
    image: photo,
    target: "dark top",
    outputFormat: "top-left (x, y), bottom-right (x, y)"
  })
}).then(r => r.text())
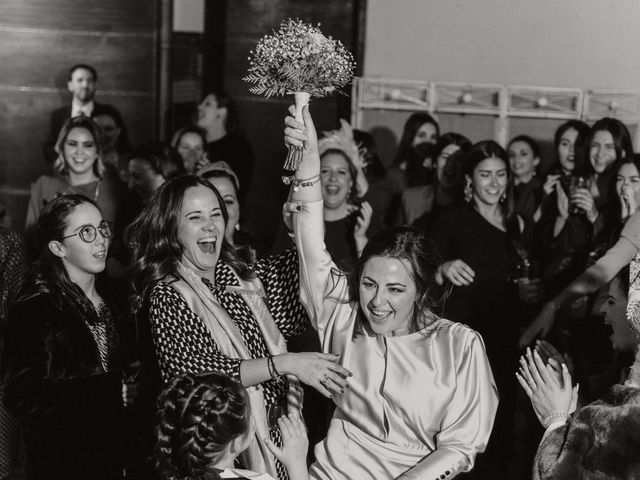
top-left (363, 178), bottom-right (394, 236)
top-left (324, 213), bottom-right (360, 272)
top-left (3, 291), bottom-right (132, 480)
top-left (431, 205), bottom-right (519, 362)
top-left (512, 177), bottom-right (542, 223)
top-left (205, 134), bottom-right (255, 200)
top-left (271, 214), bottom-right (361, 272)
top-left (533, 166), bottom-right (609, 298)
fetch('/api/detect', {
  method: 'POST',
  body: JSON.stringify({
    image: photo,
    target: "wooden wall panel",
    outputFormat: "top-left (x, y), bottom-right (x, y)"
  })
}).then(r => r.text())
top-left (0, 31), bottom-right (154, 91)
top-left (0, 0), bottom-right (158, 233)
top-left (0, 0), bottom-right (156, 33)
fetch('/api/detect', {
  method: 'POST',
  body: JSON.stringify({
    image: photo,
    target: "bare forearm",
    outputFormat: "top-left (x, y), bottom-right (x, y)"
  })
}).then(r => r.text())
top-left (552, 241), bottom-right (633, 307)
top-left (354, 234), bottom-right (368, 257)
top-left (553, 216), bottom-right (567, 237)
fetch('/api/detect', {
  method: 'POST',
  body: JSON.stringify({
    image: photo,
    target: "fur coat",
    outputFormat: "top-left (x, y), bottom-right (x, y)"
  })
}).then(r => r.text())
top-left (533, 384), bottom-right (640, 480)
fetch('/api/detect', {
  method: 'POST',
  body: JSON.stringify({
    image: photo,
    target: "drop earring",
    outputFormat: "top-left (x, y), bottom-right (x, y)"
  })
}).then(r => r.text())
top-left (464, 179), bottom-right (473, 203)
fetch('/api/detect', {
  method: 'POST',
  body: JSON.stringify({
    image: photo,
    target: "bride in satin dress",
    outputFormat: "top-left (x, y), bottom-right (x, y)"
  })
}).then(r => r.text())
top-left (283, 106), bottom-right (499, 480)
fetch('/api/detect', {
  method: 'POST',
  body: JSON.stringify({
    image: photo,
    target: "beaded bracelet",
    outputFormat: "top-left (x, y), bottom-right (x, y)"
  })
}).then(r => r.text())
top-left (282, 174), bottom-right (321, 191)
top-left (542, 411), bottom-right (569, 429)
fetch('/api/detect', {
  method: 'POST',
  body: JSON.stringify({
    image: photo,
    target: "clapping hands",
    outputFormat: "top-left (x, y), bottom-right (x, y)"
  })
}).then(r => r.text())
top-left (516, 347), bottom-right (578, 428)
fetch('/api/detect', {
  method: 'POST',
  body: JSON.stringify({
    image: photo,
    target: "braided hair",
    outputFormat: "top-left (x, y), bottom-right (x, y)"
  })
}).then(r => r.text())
top-left (155, 372), bottom-right (251, 480)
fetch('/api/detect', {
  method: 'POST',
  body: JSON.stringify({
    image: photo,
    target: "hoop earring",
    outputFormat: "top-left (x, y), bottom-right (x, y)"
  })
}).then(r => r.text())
top-left (464, 180), bottom-right (473, 203)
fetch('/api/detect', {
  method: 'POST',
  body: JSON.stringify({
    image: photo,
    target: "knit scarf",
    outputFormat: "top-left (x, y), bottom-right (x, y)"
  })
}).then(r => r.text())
top-left (172, 262), bottom-right (303, 478)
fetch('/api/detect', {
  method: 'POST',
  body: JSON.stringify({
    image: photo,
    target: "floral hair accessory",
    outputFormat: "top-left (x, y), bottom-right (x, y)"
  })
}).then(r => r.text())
top-left (318, 119), bottom-right (367, 171)
top-left (244, 19), bottom-right (355, 175)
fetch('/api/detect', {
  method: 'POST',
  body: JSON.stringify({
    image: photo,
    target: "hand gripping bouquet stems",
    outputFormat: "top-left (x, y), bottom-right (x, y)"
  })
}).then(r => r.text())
top-left (244, 19), bottom-right (355, 178)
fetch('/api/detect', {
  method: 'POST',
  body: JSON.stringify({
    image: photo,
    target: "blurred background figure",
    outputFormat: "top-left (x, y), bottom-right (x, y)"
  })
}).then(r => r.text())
top-left (404, 132), bottom-right (471, 229)
top-left (93, 104), bottom-right (132, 183)
top-left (127, 141), bottom-right (185, 205)
top-left (0, 202), bottom-right (27, 480)
top-left (171, 125), bottom-right (209, 174)
top-left (196, 91), bottom-right (255, 201)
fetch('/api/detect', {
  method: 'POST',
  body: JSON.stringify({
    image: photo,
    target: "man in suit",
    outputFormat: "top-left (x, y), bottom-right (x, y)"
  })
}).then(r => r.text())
top-left (45, 64), bottom-right (124, 163)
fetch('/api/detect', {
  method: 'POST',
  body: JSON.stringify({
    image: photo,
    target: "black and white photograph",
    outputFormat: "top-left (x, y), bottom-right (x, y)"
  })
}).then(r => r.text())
top-left (1, 1), bottom-right (640, 479)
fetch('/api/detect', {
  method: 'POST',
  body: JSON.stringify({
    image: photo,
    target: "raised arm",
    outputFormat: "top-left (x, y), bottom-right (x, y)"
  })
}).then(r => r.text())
top-left (284, 106), bottom-right (347, 328)
top-left (520, 212), bottom-right (640, 347)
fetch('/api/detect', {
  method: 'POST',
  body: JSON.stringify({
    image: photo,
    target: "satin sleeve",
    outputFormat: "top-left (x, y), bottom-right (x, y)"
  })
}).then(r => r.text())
top-left (402, 331), bottom-right (499, 479)
top-left (293, 200), bottom-right (348, 331)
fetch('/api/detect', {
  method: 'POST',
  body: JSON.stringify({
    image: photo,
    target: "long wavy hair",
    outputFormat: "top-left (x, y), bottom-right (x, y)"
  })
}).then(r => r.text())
top-left (125, 175), bottom-right (255, 313)
top-left (553, 120), bottom-right (591, 176)
top-left (53, 116), bottom-right (104, 178)
top-left (589, 117), bottom-right (634, 171)
top-left (155, 372), bottom-right (250, 480)
top-left (22, 194), bottom-right (102, 323)
top-left (394, 112), bottom-right (440, 165)
top-left (507, 134), bottom-right (541, 178)
top-left (394, 112), bottom-right (440, 187)
top-left (347, 226), bottom-right (449, 337)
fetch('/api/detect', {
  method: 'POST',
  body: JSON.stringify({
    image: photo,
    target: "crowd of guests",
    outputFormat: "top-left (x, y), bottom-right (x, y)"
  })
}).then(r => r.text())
top-left (0, 62), bottom-right (639, 480)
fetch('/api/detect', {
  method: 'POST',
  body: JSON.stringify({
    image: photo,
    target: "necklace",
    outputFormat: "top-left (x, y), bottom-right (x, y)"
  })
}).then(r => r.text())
top-left (93, 179), bottom-right (101, 202)
top-left (66, 177), bottom-right (101, 202)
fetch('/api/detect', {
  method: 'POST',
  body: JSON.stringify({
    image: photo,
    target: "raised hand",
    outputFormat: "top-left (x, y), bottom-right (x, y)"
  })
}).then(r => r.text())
top-left (516, 348), bottom-right (577, 427)
top-left (555, 182), bottom-right (569, 219)
top-left (535, 339), bottom-right (574, 375)
top-left (543, 174), bottom-right (561, 196)
top-left (284, 105), bottom-right (318, 157)
top-left (436, 259), bottom-right (475, 286)
top-left (570, 188), bottom-right (598, 223)
top-left (621, 184), bottom-right (638, 220)
top-left (354, 202), bottom-right (372, 240)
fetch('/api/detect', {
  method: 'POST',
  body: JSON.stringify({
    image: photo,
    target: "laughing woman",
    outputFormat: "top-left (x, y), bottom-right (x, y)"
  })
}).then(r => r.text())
top-left (127, 176), bottom-right (351, 480)
top-left (284, 106), bottom-right (497, 479)
top-left (430, 140), bottom-right (528, 478)
top-left (25, 116), bottom-right (126, 233)
top-left (3, 194), bottom-right (136, 480)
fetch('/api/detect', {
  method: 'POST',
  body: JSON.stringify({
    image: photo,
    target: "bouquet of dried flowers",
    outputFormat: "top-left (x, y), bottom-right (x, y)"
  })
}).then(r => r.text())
top-left (244, 19), bottom-right (355, 172)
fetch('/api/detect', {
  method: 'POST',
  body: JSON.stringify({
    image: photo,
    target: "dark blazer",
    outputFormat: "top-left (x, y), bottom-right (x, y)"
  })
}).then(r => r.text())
top-left (2, 292), bottom-right (129, 480)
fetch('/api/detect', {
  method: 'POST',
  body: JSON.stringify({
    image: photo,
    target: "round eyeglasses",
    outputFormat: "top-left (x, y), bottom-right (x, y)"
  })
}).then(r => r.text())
top-left (62, 220), bottom-right (113, 243)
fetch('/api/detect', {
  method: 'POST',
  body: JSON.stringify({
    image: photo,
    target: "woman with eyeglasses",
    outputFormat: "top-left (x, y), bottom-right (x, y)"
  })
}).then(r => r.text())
top-left (3, 194), bottom-right (139, 480)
